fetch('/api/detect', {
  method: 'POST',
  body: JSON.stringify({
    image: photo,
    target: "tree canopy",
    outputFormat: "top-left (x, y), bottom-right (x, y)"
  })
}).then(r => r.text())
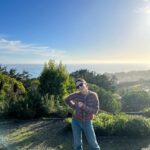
top-left (71, 69), bottom-right (117, 92)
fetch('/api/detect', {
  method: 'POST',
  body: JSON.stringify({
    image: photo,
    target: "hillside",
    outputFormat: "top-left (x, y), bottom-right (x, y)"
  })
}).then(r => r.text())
top-left (106, 70), bottom-right (150, 83)
top-left (0, 119), bottom-right (150, 150)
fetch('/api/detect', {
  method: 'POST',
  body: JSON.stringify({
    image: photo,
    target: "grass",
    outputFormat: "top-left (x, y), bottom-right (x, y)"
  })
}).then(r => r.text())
top-left (0, 118), bottom-right (150, 150)
top-left (0, 119), bottom-right (73, 150)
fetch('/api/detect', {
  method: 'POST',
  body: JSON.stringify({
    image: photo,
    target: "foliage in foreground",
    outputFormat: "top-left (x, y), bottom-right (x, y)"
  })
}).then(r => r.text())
top-left (64, 112), bottom-right (150, 137)
top-left (142, 107), bottom-right (150, 118)
top-left (0, 73), bottom-right (26, 114)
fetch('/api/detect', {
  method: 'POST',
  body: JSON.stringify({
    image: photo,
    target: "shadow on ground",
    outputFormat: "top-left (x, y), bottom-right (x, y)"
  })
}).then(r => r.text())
top-left (0, 119), bottom-right (150, 150)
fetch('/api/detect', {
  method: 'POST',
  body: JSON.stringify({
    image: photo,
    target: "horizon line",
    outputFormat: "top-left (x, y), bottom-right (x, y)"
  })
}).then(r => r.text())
top-left (1, 61), bottom-right (150, 65)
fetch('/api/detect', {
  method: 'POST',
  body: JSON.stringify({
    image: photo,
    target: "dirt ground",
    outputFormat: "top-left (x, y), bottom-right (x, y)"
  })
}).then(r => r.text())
top-left (0, 119), bottom-right (150, 150)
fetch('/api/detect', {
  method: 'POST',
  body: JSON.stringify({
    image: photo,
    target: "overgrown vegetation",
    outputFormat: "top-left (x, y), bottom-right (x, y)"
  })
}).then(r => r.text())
top-left (121, 90), bottom-right (150, 112)
top-left (64, 112), bottom-right (150, 137)
top-left (0, 60), bottom-right (150, 136)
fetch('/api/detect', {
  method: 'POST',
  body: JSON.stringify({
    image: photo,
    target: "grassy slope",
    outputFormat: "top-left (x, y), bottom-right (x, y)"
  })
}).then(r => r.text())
top-left (0, 119), bottom-right (150, 150)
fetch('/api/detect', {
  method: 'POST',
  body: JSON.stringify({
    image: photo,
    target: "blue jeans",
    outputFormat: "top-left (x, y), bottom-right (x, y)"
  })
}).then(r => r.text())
top-left (71, 118), bottom-right (100, 150)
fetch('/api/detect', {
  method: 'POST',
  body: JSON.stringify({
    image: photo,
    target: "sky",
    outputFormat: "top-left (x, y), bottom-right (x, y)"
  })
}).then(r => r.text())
top-left (0, 0), bottom-right (150, 64)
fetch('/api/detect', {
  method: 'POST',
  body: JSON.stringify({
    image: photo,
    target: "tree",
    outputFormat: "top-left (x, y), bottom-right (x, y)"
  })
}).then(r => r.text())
top-left (98, 89), bottom-right (121, 113)
top-left (88, 83), bottom-right (121, 113)
top-left (39, 59), bottom-right (73, 101)
top-left (0, 73), bottom-right (26, 114)
top-left (71, 69), bottom-right (116, 92)
top-left (0, 65), bottom-right (32, 90)
top-left (122, 90), bottom-right (150, 112)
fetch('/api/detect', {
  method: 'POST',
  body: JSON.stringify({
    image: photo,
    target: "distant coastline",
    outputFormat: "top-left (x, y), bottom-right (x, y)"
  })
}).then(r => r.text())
top-left (1, 63), bottom-right (150, 79)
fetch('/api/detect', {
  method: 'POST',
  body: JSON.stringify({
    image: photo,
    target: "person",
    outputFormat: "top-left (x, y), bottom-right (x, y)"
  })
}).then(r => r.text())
top-left (65, 78), bottom-right (100, 150)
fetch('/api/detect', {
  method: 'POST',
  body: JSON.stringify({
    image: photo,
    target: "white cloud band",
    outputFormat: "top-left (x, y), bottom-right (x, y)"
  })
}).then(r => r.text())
top-left (0, 38), bottom-right (66, 58)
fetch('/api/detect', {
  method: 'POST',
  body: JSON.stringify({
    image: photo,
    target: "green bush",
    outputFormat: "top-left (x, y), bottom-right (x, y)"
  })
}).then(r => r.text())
top-left (47, 95), bottom-right (74, 118)
top-left (98, 89), bottom-right (121, 113)
top-left (64, 112), bottom-right (150, 137)
top-left (52, 106), bottom-right (71, 118)
top-left (125, 116), bottom-right (150, 136)
top-left (107, 114), bottom-right (128, 136)
top-left (5, 88), bottom-right (73, 119)
top-left (0, 73), bottom-right (26, 94)
top-left (0, 73), bottom-right (26, 115)
top-left (7, 96), bottom-right (36, 119)
top-left (142, 108), bottom-right (150, 118)
top-left (93, 112), bottom-right (114, 135)
top-left (122, 90), bottom-right (150, 112)
top-left (88, 84), bottom-right (121, 113)
top-left (64, 118), bottom-right (72, 130)
top-left (6, 90), bottom-right (52, 119)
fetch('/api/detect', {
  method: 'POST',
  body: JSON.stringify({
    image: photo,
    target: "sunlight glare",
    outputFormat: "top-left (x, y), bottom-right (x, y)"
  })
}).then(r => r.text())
top-left (146, 14), bottom-right (150, 25)
top-left (144, 6), bottom-right (150, 25)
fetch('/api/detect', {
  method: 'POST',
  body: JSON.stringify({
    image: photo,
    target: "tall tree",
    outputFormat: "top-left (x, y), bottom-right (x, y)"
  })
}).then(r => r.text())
top-left (39, 59), bottom-right (73, 101)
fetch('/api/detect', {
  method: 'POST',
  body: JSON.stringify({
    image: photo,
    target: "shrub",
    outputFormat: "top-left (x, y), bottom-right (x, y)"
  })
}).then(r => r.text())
top-left (6, 90), bottom-right (52, 119)
top-left (98, 89), bottom-right (121, 113)
top-left (64, 112), bottom-right (150, 137)
top-left (142, 108), bottom-right (150, 118)
top-left (93, 112), bottom-right (114, 135)
top-left (104, 113), bottom-right (128, 136)
top-left (125, 116), bottom-right (150, 136)
top-left (122, 90), bottom-right (150, 112)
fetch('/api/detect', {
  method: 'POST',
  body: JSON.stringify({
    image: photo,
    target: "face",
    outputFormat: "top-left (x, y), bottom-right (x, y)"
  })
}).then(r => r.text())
top-left (76, 81), bottom-right (87, 91)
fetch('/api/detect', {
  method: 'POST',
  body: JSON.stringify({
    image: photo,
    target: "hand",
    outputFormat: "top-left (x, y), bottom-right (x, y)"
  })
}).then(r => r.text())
top-left (70, 100), bottom-right (75, 105)
top-left (78, 102), bottom-right (84, 108)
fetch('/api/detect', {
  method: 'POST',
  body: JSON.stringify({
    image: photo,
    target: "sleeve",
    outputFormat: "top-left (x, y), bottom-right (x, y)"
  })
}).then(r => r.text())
top-left (81, 93), bottom-right (99, 115)
top-left (64, 93), bottom-right (77, 110)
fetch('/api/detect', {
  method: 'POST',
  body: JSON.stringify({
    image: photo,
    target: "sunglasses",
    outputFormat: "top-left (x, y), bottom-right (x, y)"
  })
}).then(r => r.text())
top-left (76, 83), bottom-right (84, 89)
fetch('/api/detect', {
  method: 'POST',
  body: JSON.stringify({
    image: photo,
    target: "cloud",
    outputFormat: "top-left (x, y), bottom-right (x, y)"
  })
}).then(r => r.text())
top-left (0, 38), bottom-right (66, 58)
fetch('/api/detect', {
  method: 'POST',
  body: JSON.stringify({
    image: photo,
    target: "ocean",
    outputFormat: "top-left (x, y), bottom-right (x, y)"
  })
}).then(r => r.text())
top-left (1, 63), bottom-right (150, 78)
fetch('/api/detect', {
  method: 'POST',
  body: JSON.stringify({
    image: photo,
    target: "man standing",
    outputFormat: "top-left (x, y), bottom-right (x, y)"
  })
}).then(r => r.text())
top-left (65, 78), bottom-right (100, 150)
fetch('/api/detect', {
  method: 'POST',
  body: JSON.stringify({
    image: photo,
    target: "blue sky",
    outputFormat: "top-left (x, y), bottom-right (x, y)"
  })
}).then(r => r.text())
top-left (0, 0), bottom-right (150, 64)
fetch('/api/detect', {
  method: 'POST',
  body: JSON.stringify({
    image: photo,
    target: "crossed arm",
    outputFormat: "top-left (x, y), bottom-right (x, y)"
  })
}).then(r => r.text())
top-left (65, 93), bottom-right (99, 115)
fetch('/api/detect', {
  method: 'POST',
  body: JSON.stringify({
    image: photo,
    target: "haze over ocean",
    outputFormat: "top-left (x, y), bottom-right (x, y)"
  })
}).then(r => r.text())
top-left (1, 63), bottom-right (150, 78)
